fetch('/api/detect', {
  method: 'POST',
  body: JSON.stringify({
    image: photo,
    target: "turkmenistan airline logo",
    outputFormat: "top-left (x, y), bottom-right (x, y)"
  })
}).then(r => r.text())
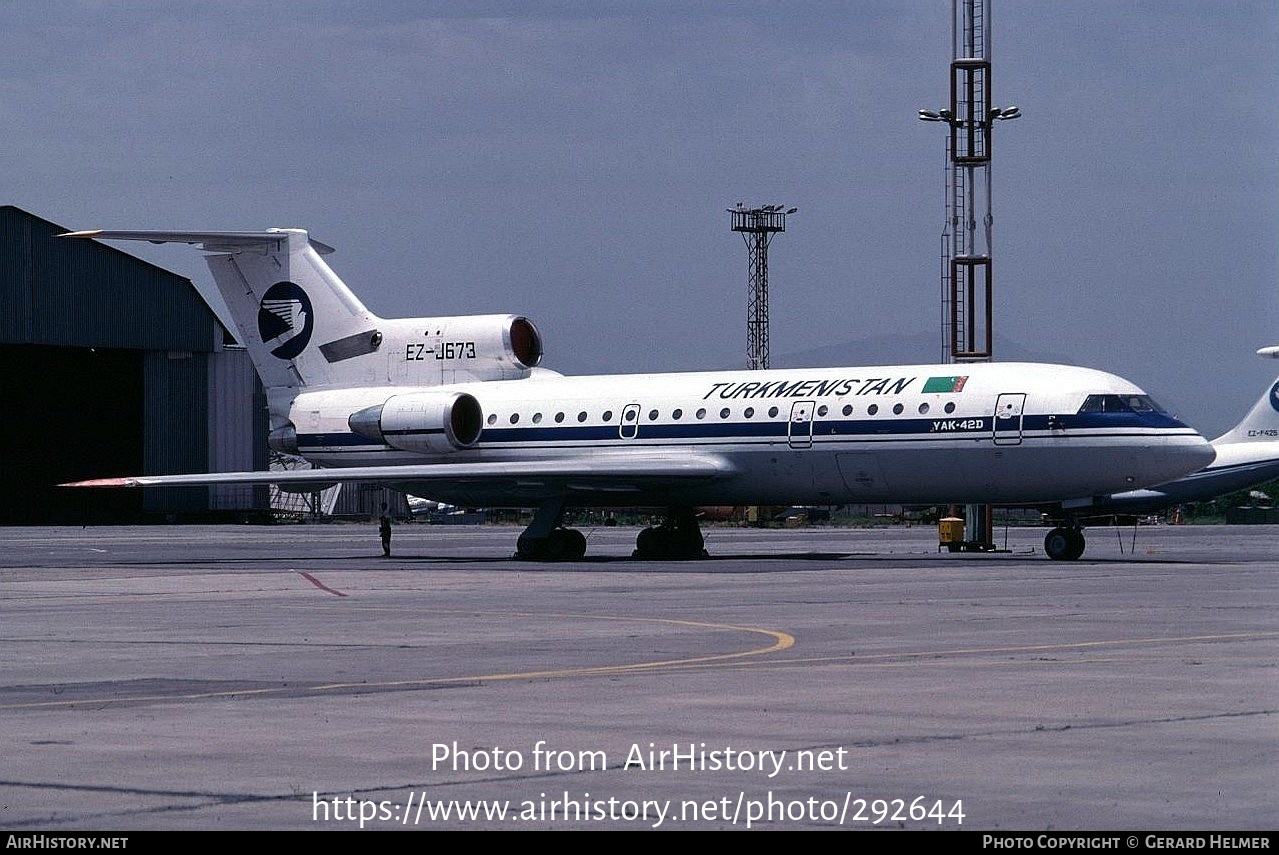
top-left (258, 281), bottom-right (314, 360)
top-left (1269, 381), bottom-right (1279, 413)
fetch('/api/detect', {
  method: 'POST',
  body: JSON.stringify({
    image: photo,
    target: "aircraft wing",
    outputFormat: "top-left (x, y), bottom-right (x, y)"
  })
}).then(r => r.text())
top-left (61, 452), bottom-right (738, 498)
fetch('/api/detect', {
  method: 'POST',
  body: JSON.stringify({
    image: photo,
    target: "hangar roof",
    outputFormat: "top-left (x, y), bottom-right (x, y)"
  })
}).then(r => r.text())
top-left (0, 205), bottom-right (220, 351)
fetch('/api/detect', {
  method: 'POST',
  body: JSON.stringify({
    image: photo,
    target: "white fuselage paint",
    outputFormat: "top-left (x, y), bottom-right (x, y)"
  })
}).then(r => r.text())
top-left (285, 361), bottom-right (1213, 508)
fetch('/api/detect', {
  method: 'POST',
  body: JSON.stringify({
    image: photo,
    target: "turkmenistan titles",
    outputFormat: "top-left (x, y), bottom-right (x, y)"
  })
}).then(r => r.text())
top-left (703, 377), bottom-right (915, 401)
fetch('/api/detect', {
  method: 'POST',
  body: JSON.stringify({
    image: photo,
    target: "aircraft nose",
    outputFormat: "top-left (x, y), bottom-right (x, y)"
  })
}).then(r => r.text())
top-left (1123, 434), bottom-right (1215, 495)
top-left (1175, 435), bottom-right (1217, 475)
top-left (1191, 437), bottom-right (1216, 466)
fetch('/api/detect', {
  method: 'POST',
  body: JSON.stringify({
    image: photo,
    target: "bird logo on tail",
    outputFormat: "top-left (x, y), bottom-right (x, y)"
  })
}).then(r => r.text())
top-left (257, 281), bottom-right (314, 360)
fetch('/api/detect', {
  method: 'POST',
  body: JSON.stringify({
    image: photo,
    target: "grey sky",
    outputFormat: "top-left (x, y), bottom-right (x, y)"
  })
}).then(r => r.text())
top-left (4, 1), bottom-right (1277, 436)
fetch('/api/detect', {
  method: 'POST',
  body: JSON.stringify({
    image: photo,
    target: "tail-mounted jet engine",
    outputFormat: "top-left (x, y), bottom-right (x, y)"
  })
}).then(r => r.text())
top-left (387, 314), bottom-right (544, 384)
top-left (348, 391), bottom-right (484, 454)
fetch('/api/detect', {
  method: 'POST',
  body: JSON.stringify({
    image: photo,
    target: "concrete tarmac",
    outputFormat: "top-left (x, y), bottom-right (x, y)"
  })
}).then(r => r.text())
top-left (1, 522), bottom-right (1275, 831)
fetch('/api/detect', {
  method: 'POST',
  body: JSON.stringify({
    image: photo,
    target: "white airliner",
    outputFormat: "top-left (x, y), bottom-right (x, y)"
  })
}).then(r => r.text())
top-left (59, 228), bottom-right (1214, 560)
top-left (1045, 369), bottom-right (1279, 555)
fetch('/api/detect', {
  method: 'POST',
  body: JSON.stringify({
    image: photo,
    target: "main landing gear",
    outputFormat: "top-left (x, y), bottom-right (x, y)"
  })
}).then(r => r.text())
top-left (515, 499), bottom-right (588, 560)
top-left (516, 526), bottom-right (587, 560)
top-left (633, 507), bottom-right (708, 559)
top-left (1043, 526), bottom-right (1086, 561)
top-left (514, 502), bottom-right (710, 561)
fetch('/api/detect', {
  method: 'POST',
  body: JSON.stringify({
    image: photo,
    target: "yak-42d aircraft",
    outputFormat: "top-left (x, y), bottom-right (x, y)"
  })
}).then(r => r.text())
top-left (60, 228), bottom-right (1214, 560)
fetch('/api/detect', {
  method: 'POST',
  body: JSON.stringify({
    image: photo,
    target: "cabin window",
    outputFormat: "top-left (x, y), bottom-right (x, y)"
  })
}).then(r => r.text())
top-left (555, 412), bottom-right (565, 423)
top-left (719, 408), bottom-right (730, 419)
top-left (868, 404), bottom-right (879, 415)
top-left (648, 409), bottom-right (659, 420)
top-left (893, 404), bottom-right (904, 415)
top-left (509, 413), bottom-right (519, 424)
top-left (577, 411), bottom-right (588, 422)
top-left (602, 410), bottom-right (613, 421)
top-left (918, 403), bottom-right (929, 414)
top-left (944, 402), bottom-right (956, 414)
top-left (842, 404), bottom-right (853, 416)
top-left (743, 407), bottom-right (754, 418)
top-left (532, 413), bottom-right (543, 424)
top-left (768, 406), bottom-right (779, 418)
top-left (487, 413), bottom-right (498, 425)
top-left (672, 408), bottom-right (683, 420)
top-left (696, 408), bottom-right (706, 419)
top-left (817, 405), bottom-right (828, 417)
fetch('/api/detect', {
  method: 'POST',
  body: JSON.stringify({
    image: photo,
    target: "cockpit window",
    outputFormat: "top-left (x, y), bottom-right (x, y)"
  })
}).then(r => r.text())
top-left (1078, 394), bottom-right (1165, 414)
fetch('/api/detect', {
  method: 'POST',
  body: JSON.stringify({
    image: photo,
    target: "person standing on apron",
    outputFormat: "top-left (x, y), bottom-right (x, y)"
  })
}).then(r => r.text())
top-left (379, 503), bottom-right (393, 557)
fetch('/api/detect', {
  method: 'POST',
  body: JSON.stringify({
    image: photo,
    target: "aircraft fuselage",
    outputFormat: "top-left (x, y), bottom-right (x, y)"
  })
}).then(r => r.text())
top-left (283, 361), bottom-right (1212, 508)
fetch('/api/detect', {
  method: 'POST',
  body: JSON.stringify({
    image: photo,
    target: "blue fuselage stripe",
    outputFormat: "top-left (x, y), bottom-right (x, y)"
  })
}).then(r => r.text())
top-left (296, 411), bottom-right (1189, 450)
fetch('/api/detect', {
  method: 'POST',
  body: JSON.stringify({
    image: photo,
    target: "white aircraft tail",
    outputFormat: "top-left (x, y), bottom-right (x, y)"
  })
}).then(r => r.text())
top-left (1213, 377), bottom-right (1279, 445)
top-left (61, 229), bottom-right (543, 400)
top-left (63, 229), bottom-right (375, 391)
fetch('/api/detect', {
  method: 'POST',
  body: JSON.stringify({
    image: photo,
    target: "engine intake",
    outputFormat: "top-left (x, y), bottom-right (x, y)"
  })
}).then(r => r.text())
top-left (348, 391), bottom-right (483, 454)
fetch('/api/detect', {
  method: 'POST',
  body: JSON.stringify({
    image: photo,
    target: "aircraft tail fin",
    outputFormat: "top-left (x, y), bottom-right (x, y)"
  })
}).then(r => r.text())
top-left (60, 229), bottom-right (378, 392)
top-left (1212, 377), bottom-right (1279, 445)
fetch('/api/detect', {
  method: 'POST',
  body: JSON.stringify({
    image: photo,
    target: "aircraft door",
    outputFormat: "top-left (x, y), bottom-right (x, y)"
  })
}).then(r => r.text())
top-left (788, 400), bottom-right (815, 449)
top-left (993, 393), bottom-right (1026, 446)
top-left (620, 403), bottom-right (640, 439)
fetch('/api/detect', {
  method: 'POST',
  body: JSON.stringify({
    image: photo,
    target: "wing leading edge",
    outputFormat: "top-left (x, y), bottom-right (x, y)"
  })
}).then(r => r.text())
top-left (61, 452), bottom-right (737, 494)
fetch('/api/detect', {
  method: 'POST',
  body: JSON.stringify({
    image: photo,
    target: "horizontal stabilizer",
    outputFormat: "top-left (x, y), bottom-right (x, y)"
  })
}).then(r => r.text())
top-left (60, 229), bottom-right (335, 254)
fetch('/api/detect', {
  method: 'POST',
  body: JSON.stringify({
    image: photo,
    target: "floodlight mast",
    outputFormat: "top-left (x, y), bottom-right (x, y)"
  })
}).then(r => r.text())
top-left (729, 203), bottom-right (796, 370)
top-left (919, 0), bottom-right (1020, 551)
top-left (918, 0), bottom-right (1019, 364)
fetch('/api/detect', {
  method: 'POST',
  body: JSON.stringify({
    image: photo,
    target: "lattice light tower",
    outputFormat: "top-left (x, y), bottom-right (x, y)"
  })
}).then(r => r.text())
top-left (730, 203), bottom-right (796, 370)
top-left (919, 0), bottom-right (1019, 551)
top-left (919, 0), bottom-right (1019, 363)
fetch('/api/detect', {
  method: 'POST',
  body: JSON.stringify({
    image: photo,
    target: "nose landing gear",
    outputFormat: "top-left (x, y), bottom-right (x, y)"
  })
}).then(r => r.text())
top-left (1043, 526), bottom-right (1086, 561)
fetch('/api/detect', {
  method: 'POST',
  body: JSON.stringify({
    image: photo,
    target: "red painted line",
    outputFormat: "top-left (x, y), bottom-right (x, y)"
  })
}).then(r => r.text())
top-left (294, 571), bottom-right (348, 597)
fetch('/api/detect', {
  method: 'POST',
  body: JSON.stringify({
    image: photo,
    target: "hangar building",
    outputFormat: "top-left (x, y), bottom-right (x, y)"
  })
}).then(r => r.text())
top-left (0, 206), bottom-right (268, 524)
